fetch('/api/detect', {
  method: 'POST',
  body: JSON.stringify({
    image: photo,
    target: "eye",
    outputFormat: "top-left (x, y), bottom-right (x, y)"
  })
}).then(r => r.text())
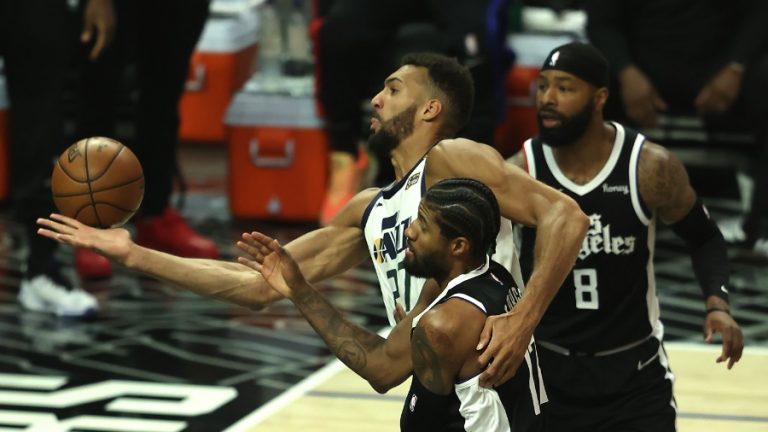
top-left (537, 83), bottom-right (546, 91)
top-left (559, 86), bottom-right (570, 92)
top-left (389, 87), bottom-right (399, 95)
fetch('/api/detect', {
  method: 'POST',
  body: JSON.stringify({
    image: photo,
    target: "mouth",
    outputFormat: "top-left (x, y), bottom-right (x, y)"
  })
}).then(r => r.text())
top-left (538, 110), bottom-right (563, 128)
top-left (405, 246), bottom-right (414, 259)
top-left (370, 117), bottom-right (380, 130)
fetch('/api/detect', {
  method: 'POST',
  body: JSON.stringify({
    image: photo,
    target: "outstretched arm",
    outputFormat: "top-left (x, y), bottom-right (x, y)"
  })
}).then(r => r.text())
top-left (428, 140), bottom-right (589, 387)
top-left (237, 231), bottom-right (441, 393)
top-left (639, 142), bottom-right (744, 369)
top-left (36, 189), bottom-right (377, 310)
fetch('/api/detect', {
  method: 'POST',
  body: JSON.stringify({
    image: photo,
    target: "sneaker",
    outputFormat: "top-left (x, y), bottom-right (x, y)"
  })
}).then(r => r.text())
top-left (136, 207), bottom-right (220, 259)
top-left (75, 248), bottom-right (113, 280)
top-left (319, 149), bottom-right (370, 226)
top-left (19, 275), bottom-right (99, 317)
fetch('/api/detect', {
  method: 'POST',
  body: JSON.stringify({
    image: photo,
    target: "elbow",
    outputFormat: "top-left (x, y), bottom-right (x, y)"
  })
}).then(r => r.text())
top-left (560, 195), bottom-right (590, 236)
top-left (369, 378), bottom-right (396, 394)
top-left (368, 371), bottom-right (407, 394)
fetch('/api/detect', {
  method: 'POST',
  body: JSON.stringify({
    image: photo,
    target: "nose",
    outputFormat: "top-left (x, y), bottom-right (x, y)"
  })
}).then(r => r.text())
top-left (538, 84), bottom-right (556, 108)
top-left (404, 223), bottom-right (416, 242)
top-left (371, 89), bottom-right (384, 110)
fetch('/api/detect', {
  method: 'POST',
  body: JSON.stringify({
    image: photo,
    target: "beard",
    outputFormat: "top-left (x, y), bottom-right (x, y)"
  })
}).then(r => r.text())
top-left (368, 104), bottom-right (418, 157)
top-left (404, 247), bottom-right (449, 281)
top-left (537, 100), bottom-right (594, 148)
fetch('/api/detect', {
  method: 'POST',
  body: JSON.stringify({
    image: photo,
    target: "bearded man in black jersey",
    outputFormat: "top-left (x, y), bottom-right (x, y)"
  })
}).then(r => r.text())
top-left (508, 42), bottom-right (744, 432)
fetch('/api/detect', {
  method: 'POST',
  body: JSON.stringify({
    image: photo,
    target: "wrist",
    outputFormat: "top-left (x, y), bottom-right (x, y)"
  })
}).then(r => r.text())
top-left (705, 294), bottom-right (730, 313)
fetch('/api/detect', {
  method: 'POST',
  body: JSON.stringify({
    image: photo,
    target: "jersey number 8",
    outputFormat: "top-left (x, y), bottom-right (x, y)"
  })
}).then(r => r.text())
top-left (574, 268), bottom-right (599, 310)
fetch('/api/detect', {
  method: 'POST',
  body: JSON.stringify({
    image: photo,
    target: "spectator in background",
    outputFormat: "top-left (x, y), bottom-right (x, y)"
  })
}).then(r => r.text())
top-left (585, 0), bottom-right (768, 255)
top-left (74, 0), bottom-right (219, 279)
top-left (314, 0), bottom-right (512, 225)
top-left (1, 0), bottom-right (114, 316)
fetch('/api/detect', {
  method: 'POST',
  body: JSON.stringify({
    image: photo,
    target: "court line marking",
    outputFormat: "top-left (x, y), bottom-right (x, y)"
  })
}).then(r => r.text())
top-left (223, 339), bottom-right (767, 431)
top-left (223, 328), bottom-right (391, 432)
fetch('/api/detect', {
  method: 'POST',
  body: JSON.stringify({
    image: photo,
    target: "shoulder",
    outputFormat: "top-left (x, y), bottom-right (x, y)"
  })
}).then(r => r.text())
top-left (425, 138), bottom-right (522, 189)
top-left (506, 151), bottom-right (526, 170)
top-left (637, 140), bottom-right (691, 211)
top-left (415, 298), bottom-right (487, 355)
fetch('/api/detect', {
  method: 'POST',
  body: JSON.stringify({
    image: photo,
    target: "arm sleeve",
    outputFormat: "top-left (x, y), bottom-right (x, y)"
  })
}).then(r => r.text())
top-left (669, 200), bottom-right (731, 301)
top-left (584, 0), bottom-right (633, 73)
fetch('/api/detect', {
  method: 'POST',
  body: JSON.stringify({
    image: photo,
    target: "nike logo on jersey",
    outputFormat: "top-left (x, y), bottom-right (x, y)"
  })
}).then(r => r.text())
top-left (721, 285), bottom-right (729, 294)
top-left (637, 352), bottom-right (660, 370)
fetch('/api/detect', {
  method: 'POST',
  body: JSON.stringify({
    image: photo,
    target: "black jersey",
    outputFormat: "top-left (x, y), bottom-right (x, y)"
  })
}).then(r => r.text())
top-left (400, 260), bottom-right (546, 431)
top-left (520, 122), bottom-right (658, 353)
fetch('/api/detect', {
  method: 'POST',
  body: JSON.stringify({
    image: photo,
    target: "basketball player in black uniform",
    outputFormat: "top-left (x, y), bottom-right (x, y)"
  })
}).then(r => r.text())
top-left (508, 42), bottom-right (744, 431)
top-left (238, 178), bottom-right (546, 431)
top-left (38, 53), bottom-right (589, 389)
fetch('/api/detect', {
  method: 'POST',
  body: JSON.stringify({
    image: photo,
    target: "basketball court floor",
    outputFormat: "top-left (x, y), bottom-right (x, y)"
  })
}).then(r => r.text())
top-left (1, 145), bottom-right (766, 431)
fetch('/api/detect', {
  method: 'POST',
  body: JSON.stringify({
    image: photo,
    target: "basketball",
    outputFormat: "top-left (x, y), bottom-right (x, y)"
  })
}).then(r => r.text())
top-left (51, 137), bottom-right (145, 228)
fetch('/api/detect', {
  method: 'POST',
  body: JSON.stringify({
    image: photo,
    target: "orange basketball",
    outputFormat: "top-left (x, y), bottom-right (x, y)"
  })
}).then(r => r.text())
top-left (51, 137), bottom-right (144, 228)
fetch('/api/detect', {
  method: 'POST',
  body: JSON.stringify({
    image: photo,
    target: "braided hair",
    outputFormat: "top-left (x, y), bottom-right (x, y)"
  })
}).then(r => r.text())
top-left (423, 178), bottom-right (501, 261)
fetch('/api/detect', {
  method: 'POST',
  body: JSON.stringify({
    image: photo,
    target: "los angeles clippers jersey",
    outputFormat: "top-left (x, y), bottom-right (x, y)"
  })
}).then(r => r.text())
top-left (401, 259), bottom-right (546, 432)
top-left (361, 154), bottom-right (522, 326)
top-left (520, 122), bottom-right (659, 353)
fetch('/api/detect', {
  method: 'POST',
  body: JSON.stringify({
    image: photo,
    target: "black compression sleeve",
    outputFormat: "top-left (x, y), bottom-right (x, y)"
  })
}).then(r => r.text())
top-left (669, 200), bottom-right (730, 301)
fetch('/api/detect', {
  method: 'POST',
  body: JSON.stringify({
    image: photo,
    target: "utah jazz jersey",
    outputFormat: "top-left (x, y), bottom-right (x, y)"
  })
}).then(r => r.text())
top-left (520, 122), bottom-right (659, 353)
top-left (401, 259), bottom-right (546, 431)
top-left (362, 154), bottom-right (521, 326)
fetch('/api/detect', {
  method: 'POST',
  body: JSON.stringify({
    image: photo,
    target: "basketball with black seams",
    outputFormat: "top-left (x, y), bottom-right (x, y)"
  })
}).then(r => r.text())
top-left (51, 137), bottom-right (144, 228)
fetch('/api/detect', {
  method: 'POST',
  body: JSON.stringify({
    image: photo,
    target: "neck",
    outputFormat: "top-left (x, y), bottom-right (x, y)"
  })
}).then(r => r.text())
top-left (436, 257), bottom-right (486, 291)
top-left (551, 119), bottom-right (615, 177)
top-left (390, 128), bottom-right (441, 180)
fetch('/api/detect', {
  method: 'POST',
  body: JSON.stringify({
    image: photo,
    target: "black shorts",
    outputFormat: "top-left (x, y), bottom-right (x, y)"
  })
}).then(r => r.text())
top-left (539, 337), bottom-right (676, 432)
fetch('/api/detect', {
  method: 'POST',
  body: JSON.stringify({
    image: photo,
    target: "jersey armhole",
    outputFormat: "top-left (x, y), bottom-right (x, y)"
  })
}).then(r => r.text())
top-left (629, 135), bottom-right (653, 225)
top-left (522, 139), bottom-right (536, 178)
top-left (360, 190), bottom-right (383, 228)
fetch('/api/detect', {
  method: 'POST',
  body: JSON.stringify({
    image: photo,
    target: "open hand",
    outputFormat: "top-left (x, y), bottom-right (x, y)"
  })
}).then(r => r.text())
top-left (237, 231), bottom-right (307, 299)
top-left (37, 214), bottom-right (132, 264)
top-left (704, 310), bottom-right (744, 369)
top-left (476, 311), bottom-right (533, 387)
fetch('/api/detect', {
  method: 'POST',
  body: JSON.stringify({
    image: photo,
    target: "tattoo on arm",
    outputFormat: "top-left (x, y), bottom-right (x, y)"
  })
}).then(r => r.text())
top-left (293, 287), bottom-right (384, 374)
top-left (411, 326), bottom-right (451, 394)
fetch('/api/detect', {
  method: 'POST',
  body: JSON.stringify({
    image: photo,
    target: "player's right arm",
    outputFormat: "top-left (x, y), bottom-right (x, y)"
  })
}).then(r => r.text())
top-left (238, 231), bottom-right (441, 393)
top-left (36, 188), bottom-right (377, 310)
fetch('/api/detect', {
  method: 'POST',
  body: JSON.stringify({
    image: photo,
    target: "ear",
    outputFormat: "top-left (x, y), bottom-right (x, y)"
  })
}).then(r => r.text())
top-left (450, 237), bottom-right (471, 258)
top-left (594, 87), bottom-right (609, 112)
top-left (422, 99), bottom-right (443, 122)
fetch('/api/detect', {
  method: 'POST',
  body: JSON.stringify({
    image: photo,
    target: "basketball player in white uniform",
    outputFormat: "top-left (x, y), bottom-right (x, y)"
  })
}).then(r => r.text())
top-left (238, 178), bottom-right (546, 431)
top-left (509, 42), bottom-right (744, 431)
top-left (38, 53), bottom-right (589, 389)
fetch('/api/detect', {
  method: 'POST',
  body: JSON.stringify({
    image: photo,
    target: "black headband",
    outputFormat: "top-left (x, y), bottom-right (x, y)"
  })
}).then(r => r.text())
top-left (541, 42), bottom-right (609, 88)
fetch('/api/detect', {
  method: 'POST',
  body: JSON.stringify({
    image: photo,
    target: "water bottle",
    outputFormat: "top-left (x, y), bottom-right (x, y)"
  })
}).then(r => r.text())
top-left (257, 0), bottom-right (284, 78)
top-left (283, 0), bottom-right (313, 76)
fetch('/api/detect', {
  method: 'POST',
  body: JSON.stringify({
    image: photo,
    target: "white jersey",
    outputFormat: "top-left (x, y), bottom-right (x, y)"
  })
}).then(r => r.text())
top-left (361, 154), bottom-right (523, 325)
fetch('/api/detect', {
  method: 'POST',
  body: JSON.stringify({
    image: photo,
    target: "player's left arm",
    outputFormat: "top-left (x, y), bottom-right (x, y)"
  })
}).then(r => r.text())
top-left (412, 300), bottom-right (487, 395)
top-left (639, 142), bottom-right (744, 368)
top-left (428, 140), bottom-right (589, 387)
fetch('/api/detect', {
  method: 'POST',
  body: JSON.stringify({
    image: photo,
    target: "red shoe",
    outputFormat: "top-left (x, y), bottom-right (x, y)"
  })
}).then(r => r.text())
top-left (136, 207), bottom-right (220, 259)
top-left (75, 248), bottom-right (113, 280)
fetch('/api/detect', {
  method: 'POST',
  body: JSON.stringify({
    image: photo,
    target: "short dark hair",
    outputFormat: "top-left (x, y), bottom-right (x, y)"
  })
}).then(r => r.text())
top-left (424, 178), bottom-right (500, 261)
top-left (401, 52), bottom-right (474, 137)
